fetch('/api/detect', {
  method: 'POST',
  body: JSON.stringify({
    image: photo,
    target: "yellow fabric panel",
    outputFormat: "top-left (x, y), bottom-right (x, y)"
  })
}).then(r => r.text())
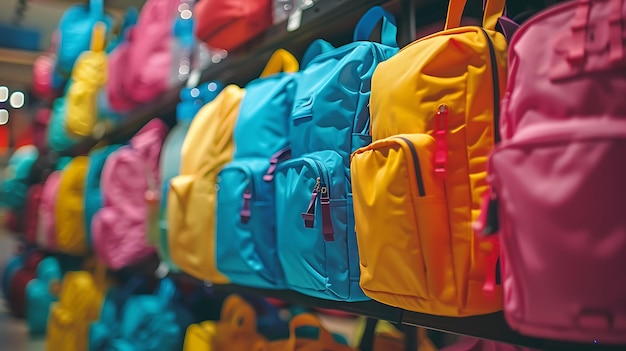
top-left (167, 85), bottom-right (244, 283)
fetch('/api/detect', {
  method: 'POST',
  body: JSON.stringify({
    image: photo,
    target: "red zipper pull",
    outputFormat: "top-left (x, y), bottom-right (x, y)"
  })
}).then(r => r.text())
top-left (302, 178), bottom-right (320, 228)
top-left (483, 236), bottom-right (501, 295)
top-left (320, 186), bottom-right (334, 241)
top-left (240, 188), bottom-right (252, 224)
top-left (434, 104), bottom-right (448, 179)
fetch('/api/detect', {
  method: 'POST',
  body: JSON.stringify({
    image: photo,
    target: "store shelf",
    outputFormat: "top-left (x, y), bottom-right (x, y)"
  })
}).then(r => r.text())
top-left (206, 284), bottom-right (623, 351)
top-left (58, 0), bottom-right (425, 157)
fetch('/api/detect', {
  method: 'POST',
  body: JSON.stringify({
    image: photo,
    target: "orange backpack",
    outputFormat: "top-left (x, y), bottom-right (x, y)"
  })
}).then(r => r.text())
top-left (350, 0), bottom-right (507, 316)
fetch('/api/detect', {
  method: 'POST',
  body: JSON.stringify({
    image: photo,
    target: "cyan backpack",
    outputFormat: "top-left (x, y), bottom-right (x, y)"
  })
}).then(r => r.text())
top-left (274, 6), bottom-right (399, 301)
top-left (105, 278), bottom-right (193, 351)
top-left (48, 93), bottom-right (80, 152)
top-left (0, 145), bottom-right (39, 210)
top-left (25, 256), bottom-right (62, 335)
top-left (55, 0), bottom-right (113, 78)
top-left (215, 49), bottom-right (299, 289)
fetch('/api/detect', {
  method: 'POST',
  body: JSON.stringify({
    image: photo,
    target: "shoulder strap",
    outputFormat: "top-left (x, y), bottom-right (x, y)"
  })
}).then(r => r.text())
top-left (445, 0), bottom-right (505, 31)
top-left (91, 22), bottom-right (107, 53)
top-left (260, 49), bottom-right (299, 77)
top-left (301, 39), bottom-right (335, 68)
top-left (90, 0), bottom-right (104, 19)
top-left (353, 6), bottom-right (398, 47)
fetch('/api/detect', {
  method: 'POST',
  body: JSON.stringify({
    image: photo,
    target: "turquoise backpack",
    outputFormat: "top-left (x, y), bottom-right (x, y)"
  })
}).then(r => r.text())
top-left (55, 0), bottom-right (113, 78)
top-left (89, 277), bottom-right (147, 351)
top-left (84, 144), bottom-right (122, 247)
top-left (274, 6), bottom-right (399, 301)
top-left (25, 257), bottom-right (62, 335)
top-left (156, 82), bottom-right (223, 271)
top-left (0, 145), bottom-right (39, 210)
top-left (215, 49), bottom-right (299, 289)
top-left (48, 90), bottom-right (80, 152)
top-left (96, 278), bottom-right (193, 351)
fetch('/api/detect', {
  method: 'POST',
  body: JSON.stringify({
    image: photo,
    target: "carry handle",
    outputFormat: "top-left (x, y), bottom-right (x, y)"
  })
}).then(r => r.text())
top-left (353, 6), bottom-right (398, 48)
top-left (220, 295), bottom-right (258, 333)
top-left (301, 39), bottom-right (336, 68)
top-left (157, 277), bottom-right (176, 304)
top-left (286, 313), bottom-right (337, 350)
top-left (261, 49), bottom-right (300, 77)
top-left (444, 0), bottom-right (506, 31)
top-left (91, 22), bottom-right (107, 53)
top-left (568, 0), bottom-right (624, 64)
top-left (90, 0), bottom-right (104, 19)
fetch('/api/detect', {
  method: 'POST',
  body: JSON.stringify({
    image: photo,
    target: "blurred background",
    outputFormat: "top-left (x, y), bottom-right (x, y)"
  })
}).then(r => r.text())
top-left (0, 0), bottom-right (148, 159)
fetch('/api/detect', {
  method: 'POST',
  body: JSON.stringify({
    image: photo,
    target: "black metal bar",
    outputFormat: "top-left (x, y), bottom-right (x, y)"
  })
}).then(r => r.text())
top-left (359, 318), bottom-right (378, 351)
top-left (403, 325), bottom-right (418, 351)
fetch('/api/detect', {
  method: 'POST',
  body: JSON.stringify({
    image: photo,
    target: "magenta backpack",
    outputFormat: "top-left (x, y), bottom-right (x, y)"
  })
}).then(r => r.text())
top-left (476, 0), bottom-right (626, 345)
top-left (37, 171), bottom-right (62, 251)
top-left (92, 119), bottom-right (168, 269)
top-left (107, 0), bottom-right (179, 112)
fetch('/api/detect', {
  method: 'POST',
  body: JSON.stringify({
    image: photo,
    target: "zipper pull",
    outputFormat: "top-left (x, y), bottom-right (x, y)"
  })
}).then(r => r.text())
top-left (240, 188), bottom-right (252, 224)
top-left (263, 147), bottom-right (292, 182)
top-left (301, 178), bottom-right (320, 228)
top-left (483, 236), bottom-right (501, 295)
top-left (434, 104), bottom-right (448, 179)
top-left (320, 186), bottom-right (334, 241)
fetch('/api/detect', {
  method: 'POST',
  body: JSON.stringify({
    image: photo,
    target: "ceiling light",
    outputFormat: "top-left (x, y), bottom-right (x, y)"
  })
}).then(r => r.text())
top-left (9, 91), bottom-right (25, 109)
top-left (0, 109), bottom-right (8, 125)
top-left (0, 87), bottom-right (8, 103)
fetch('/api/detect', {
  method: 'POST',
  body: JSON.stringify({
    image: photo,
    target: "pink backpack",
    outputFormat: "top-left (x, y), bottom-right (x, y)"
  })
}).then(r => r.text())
top-left (477, 0), bottom-right (626, 344)
top-left (92, 119), bottom-right (168, 269)
top-left (32, 31), bottom-right (58, 102)
top-left (107, 0), bottom-right (179, 112)
top-left (37, 171), bottom-right (62, 251)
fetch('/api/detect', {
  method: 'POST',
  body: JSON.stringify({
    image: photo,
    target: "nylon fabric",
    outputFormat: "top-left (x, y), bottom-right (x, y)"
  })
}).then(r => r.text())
top-left (167, 85), bottom-right (244, 283)
top-left (352, 0), bottom-right (507, 316)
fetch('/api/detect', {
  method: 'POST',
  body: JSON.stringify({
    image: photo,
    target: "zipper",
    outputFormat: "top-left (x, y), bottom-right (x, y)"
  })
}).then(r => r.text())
top-left (300, 159), bottom-right (335, 241)
top-left (479, 27), bottom-right (502, 144)
top-left (398, 137), bottom-right (426, 197)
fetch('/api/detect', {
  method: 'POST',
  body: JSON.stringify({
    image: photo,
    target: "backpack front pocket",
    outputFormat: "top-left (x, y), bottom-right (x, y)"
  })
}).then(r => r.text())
top-left (275, 150), bottom-right (351, 300)
top-left (350, 134), bottom-right (456, 312)
top-left (216, 158), bottom-right (284, 288)
top-left (490, 121), bottom-right (626, 341)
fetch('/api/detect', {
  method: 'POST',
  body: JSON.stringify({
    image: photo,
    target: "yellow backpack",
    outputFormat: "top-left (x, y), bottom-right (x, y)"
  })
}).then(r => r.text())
top-left (55, 156), bottom-right (90, 256)
top-left (167, 84), bottom-right (244, 283)
top-left (65, 22), bottom-right (108, 138)
top-left (350, 0), bottom-right (507, 316)
top-left (46, 263), bottom-right (107, 351)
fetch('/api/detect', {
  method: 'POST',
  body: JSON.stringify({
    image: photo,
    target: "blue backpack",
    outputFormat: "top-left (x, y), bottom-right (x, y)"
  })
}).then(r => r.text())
top-left (0, 145), bottom-right (39, 210)
top-left (215, 49), bottom-right (299, 289)
top-left (84, 144), bottom-right (122, 247)
top-left (55, 0), bottom-right (113, 78)
top-left (274, 6), bottom-right (399, 301)
top-left (25, 257), bottom-right (62, 335)
top-left (113, 278), bottom-right (193, 351)
top-left (156, 82), bottom-right (224, 272)
top-left (89, 277), bottom-right (148, 351)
